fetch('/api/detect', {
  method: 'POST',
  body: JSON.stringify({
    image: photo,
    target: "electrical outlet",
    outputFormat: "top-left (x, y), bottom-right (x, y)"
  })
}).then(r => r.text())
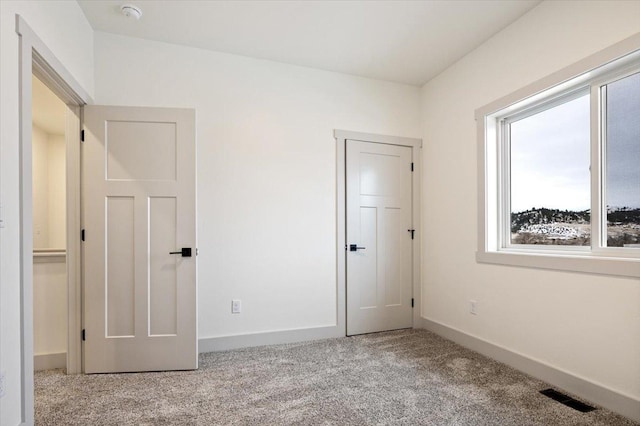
top-left (0, 370), bottom-right (6, 398)
top-left (231, 299), bottom-right (241, 314)
top-left (470, 300), bottom-right (478, 315)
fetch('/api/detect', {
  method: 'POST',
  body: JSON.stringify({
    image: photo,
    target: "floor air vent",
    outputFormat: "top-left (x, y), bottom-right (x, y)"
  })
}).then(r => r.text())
top-left (539, 389), bottom-right (596, 413)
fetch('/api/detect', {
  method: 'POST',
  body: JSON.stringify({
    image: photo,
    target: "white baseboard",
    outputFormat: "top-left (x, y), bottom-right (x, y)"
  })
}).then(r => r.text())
top-left (417, 317), bottom-right (640, 423)
top-left (34, 352), bottom-right (66, 371)
top-left (199, 325), bottom-right (343, 353)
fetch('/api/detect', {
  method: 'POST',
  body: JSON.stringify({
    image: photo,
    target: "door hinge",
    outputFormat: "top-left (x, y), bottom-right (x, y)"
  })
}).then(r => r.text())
top-left (411, 298), bottom-right (414, 308)
top-left (82, 329), bottom-right (86, 341)
top-left (408, 229), bottom-right (415, 239)
top-left (81, 129), bottom-right (85, 142)
top-left (411, 162), bottom-right (414, 172)
top-left (81, 229), bottom-right (85, 241)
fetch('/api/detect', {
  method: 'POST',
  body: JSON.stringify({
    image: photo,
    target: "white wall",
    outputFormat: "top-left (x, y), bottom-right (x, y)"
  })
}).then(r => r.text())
top-left (33, 257), bottom-right (67, 357)
top-left (46, 134), bottom-right (66, 250)
top-left (94, 32), bottom-right (421, 340)
top-left (0, 1), bottom-right (93, 424)
top-left (420, 0), bottom-right (640, 403)
top-left (32, 127), bottom-right (66, 249)
top-left (32, 125), bottom-right (50, 248)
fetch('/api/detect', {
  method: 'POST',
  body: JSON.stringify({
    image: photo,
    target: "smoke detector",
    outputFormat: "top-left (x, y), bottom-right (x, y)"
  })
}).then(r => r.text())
top-left (121, 4), bottom-right (142, 20)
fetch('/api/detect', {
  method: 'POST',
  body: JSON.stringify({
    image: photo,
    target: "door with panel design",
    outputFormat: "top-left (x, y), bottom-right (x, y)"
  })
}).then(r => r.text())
top-left (83, 106), bottom-right (196, 373)
top-left (346, 140), bottom-right (412, 336)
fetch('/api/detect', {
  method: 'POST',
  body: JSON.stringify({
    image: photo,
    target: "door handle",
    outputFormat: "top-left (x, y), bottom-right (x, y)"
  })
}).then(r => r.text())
top-left (349, 244), bottom-right (366, 252)
top-left (170, 247), bottom-right (192, 257)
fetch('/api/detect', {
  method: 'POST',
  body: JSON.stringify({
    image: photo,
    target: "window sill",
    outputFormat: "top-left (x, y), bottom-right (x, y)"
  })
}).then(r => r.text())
top-left (476, 250), bottom-right (640, 278)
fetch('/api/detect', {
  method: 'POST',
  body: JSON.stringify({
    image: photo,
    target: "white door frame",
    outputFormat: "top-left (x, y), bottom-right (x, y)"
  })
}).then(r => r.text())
top-left (16, 15), bottom-right (92, 424)
top-left (334, 130), bottom-right (422, 336)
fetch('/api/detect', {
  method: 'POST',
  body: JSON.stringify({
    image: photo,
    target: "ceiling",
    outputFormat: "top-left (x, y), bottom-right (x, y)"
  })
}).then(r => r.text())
top-left (77, 0), bottom-right (541, 86)
top-left (32, 75), bottom-right (67, 136)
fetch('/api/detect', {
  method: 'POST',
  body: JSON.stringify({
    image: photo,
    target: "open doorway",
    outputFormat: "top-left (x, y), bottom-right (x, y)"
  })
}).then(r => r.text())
top-left (16, 16), bottom-right (91, 423)
top-left (32, 75), bottom-right (68, 371)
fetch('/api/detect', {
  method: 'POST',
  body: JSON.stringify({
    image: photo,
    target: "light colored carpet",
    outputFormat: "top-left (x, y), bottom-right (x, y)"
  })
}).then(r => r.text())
top-left (35, 329), bottom-right (636, 425)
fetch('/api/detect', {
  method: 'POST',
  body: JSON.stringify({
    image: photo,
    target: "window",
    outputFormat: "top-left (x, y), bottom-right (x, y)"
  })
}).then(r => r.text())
top-left (476, 40), bottom-right (640, 278)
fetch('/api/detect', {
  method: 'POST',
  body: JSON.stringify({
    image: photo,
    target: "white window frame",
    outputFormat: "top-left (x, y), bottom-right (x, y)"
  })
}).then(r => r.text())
top-left (476, 34), bottom-right (640, 278)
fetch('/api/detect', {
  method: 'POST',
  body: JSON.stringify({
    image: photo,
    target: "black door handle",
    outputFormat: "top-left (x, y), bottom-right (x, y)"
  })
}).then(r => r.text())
top-left (170, 248), bottom-right (192, 257)
top-left (349, 244), bottom-right (366, 252)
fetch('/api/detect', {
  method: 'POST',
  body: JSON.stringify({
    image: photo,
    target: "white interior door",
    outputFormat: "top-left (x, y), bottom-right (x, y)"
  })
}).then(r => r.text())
top-left (83, 106), bottom-right (197, 373)
top-left (346, 140), bottom-right (413, 336)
